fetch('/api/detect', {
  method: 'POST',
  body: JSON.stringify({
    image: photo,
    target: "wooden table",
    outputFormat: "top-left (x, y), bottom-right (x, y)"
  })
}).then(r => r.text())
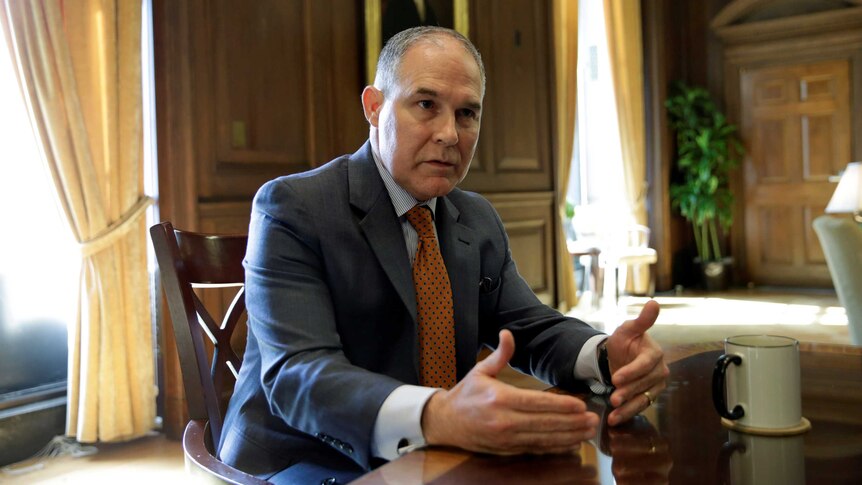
top-left (352, 342), bottom-right (862, 484)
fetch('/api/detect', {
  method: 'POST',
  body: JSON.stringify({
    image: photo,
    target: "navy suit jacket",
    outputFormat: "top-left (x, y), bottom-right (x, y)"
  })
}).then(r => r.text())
top-left (218, 141), bottom-right (603, 479)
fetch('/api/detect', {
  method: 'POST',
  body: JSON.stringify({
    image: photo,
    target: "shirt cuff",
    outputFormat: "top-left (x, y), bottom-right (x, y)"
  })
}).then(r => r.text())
top-left (575, 334), bottom-right (614, 395)
top-left (371, 385), bottom-right (439, 461)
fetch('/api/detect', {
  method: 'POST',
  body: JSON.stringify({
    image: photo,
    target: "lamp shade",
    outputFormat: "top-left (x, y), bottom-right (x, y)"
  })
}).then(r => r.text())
top-left (825, 162), bottom-right (862, 214)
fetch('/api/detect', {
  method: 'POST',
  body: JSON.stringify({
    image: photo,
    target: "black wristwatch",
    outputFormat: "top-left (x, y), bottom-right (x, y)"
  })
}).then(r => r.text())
top-left (597, 339), bottom-right (613, 386)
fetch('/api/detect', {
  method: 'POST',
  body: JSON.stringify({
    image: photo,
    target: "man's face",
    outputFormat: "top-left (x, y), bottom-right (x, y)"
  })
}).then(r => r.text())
top-left (363, 37), bottom-right (483, 201)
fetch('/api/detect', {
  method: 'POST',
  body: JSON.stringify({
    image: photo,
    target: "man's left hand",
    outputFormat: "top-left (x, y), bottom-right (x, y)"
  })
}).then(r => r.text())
top-left (604, 300), bottom-right (668, 426)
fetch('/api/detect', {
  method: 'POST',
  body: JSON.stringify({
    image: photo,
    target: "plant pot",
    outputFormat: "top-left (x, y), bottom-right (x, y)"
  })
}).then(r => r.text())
top-left (696, 258), bottom-right (733, 291)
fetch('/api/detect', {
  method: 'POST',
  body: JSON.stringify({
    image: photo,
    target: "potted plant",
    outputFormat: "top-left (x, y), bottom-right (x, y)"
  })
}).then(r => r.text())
top-left (666, 81), bottom-right (744, 290)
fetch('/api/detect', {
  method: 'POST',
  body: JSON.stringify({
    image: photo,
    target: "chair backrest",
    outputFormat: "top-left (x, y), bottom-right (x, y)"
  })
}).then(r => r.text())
top-left (813, 216), bottom-right (862, 346)
top-left (149, 221), bottom-right (248, 447)
top-left (626, 224), bottom-right (651, 248)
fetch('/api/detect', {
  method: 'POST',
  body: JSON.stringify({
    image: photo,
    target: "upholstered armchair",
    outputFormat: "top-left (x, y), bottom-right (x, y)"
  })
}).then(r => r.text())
top-left (813, 216), bottom-right (862, 345)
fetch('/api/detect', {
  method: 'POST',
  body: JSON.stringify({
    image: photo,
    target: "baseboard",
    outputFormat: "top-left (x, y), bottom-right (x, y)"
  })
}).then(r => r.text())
top-left (0, 397), bottom-right (66, 467)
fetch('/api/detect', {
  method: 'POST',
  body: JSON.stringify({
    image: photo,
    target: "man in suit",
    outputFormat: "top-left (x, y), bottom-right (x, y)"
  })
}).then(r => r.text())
top-left (219, 26), bottom-right (668, 484)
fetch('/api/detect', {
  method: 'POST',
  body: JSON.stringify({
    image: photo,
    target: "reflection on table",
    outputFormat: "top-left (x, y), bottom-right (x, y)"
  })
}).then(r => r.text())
top-left (351, 342), bottom-right (862, 484)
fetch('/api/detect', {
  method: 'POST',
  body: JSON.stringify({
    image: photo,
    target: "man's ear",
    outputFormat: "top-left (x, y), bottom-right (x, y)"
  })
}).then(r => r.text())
top-left (361, 86), bottom-right (384, 127)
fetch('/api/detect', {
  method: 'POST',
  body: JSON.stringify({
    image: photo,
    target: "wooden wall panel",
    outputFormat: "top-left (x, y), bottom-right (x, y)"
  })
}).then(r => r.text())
top-left (198, 202), bottom-right (255, 235)
top-left (156, 0), bottom-right (366, 229)
top-left (753, 118), bottom-right (788, 182)
top-left (486, 193), bottom-right (556, 305)
top-left (214, 1), bottom-right (308, 166)
top-left (757, 206), bottom-right (794, 265)
top-left (806, 114), bottom-right (836, 180)
top-left (462, 0), bottom-right (553, 193)
top-left (198, 0), bottom-right (367, 199)
top-left (803, 205), bottom-right (827, 265)
top-left (153, 0), bottom-right (366, 438)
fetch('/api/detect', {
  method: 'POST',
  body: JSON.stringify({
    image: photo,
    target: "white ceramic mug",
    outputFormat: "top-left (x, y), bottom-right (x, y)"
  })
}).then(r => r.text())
top-left (722, 431), bottom-right (805, 485)
top-left (712, 335), bottom-right (802, 429)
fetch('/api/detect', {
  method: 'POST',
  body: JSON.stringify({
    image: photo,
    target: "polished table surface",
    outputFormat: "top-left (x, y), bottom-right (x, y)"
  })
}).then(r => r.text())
top-left (352, 342), bottom-right (862, 484)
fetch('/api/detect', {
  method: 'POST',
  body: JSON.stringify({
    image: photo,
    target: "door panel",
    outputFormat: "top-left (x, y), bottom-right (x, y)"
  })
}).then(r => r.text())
top-left (462, 0), bottom-right (553, 193)
top-left (740, 60), bottom-right (850, 285)
top-left (486, 192), bottom-right (556, 305)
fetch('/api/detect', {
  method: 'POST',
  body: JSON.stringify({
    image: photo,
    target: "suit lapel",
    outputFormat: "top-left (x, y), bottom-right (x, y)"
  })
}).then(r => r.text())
top-left (436, 195), bottom-right (480, 379)
top-left (349, 143), bottom-right (479, 379)
top-left (348, 143), bottom-right (417, 323)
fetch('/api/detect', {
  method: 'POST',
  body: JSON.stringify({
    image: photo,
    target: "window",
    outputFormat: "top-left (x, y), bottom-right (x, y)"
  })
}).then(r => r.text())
top-left (567, 0), bottom-right (630, 239)
top-left (0, 22), bottom-right (78, 405)
top-left (566, 0), bottom-right (635, 303)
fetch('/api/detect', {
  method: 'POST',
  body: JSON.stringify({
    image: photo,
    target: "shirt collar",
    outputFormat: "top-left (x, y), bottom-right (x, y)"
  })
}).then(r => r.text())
top-left (371, 149), bottom-right (438, 218)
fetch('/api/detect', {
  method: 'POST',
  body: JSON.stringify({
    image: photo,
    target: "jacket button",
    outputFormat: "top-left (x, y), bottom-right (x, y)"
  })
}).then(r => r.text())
top-left (321, 478), bottom-right (337, 485)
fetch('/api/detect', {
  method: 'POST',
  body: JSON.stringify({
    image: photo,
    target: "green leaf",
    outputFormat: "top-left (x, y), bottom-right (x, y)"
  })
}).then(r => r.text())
top-left (666, 80), bottom-right (746, 261)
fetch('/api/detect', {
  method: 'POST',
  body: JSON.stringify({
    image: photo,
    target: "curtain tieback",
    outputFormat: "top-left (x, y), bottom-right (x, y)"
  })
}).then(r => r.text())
top-left (79, 196), bottom-right (155, 257)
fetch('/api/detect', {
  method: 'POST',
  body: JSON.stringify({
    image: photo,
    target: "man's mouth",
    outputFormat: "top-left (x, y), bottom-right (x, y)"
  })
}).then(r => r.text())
top-left (424, 159), bottom-right (455, 167)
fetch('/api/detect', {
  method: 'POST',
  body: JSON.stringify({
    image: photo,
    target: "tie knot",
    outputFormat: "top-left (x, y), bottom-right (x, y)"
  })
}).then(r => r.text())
top-left (406, 205), bottom-right (435, 239)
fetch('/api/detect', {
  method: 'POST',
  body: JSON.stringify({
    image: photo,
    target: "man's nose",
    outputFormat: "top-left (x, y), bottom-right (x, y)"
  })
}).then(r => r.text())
top-left (434, 112), bottom-right (459, 146)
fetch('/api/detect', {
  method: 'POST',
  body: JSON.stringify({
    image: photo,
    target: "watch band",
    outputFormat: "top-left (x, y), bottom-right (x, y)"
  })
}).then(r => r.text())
top-left (597, 339), bottom-right (613, 387)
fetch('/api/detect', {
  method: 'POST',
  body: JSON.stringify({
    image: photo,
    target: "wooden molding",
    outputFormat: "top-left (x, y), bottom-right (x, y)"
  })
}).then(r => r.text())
top-left (714, 6), bottom-right (862, 44)
top-left (710, 0), bottom-right (763, 30)
top-left (711, 0), bottom-right (862, 30)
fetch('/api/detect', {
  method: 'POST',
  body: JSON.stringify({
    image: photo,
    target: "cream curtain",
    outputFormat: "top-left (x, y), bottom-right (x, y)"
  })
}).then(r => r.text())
top-left (0, 0), bottom-right (155, 441)
top-left (604, 0), bottom-right (650, 293)
top-left (553, 0), bottom-right (579, 311)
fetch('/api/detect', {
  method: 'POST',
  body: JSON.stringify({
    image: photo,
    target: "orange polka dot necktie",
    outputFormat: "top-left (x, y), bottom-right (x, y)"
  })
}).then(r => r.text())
top-left (405, 205), bottom-right (457, 390)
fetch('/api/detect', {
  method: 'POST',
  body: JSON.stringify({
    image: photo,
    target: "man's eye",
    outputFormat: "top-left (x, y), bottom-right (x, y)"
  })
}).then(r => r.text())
top-left (458, 109), bottom-right (477, 120)
top-left (418, 100), bottom-right (434, 110)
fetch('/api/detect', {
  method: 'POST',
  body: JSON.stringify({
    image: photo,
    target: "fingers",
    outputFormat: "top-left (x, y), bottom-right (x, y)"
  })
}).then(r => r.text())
top-left (611, 363), bottom-right (667, 408)
top-left (611, 338), bottom-right (665, 388)
top-left (607, 343), bottom-right (668, 424)
top-left (506, 387), bottom-right (587, 413)
top-left (608, 376), bottom-right (668, 426)
top-left (495, 404), bottom-right (598, 435)
top-left (477, 428), bottom-right (596, 455)
top-left (424, 368), bottom-right (600, 455)
top-left (603, 301), bottom-right (668, 426)
top-left (607, 393), bottom-right (650, 426)
top-left (472, 408), bottom-right (600, 455)
top-left (615, 300), bottom-right (660, 339)
top-left (474, 329), bottom-right (515, 378)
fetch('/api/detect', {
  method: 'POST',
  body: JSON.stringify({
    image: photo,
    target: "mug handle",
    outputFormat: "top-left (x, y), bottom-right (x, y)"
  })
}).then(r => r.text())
top-left (712, 354), bottom-right (745, 420)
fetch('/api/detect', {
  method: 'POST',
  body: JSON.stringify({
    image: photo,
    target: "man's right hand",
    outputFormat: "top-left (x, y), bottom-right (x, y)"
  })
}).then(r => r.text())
top-left (421, 330), bottom-right (599, 455)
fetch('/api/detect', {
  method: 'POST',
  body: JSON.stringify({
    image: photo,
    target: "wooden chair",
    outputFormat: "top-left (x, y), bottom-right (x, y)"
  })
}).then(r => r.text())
top-left (566, 241), bottom-right (603, 311)
top-left (602, 224), bottom-right (657, 303)
top-left (150, 221), bottom-right (269, 485)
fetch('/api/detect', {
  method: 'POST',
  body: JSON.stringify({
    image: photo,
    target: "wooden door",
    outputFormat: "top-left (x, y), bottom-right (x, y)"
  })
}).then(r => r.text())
top-left (740, 60), bottom-right (851, 286)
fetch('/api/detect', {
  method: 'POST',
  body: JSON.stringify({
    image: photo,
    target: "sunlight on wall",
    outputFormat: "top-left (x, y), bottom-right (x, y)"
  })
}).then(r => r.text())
top-left (0, 27), bottom-right (79, 333)
top-left (644, 296), bottom-right (847, 327)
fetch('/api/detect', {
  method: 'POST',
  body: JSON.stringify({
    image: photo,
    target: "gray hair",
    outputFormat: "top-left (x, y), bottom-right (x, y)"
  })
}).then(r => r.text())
top-left (374, 26), bottom-right (486, 95)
